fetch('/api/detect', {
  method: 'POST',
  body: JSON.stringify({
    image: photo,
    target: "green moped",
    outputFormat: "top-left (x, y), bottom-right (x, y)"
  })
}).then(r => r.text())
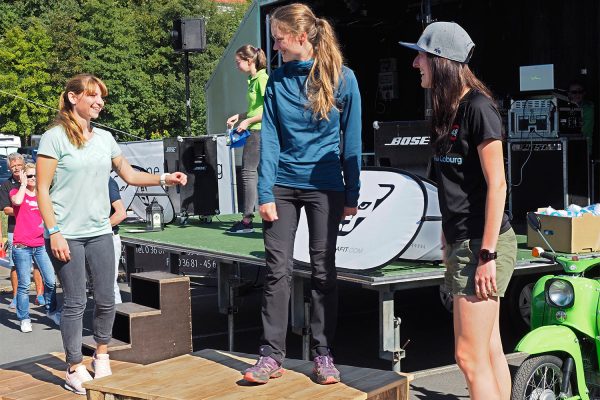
top-left (512, 213), bottom-right (600, 400)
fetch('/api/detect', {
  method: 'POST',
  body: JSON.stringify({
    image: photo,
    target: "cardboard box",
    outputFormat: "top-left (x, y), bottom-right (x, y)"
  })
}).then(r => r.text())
top-left (527, 211), bottom-right (600, 253)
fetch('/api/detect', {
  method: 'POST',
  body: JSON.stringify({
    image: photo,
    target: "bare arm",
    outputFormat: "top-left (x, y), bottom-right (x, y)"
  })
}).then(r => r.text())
top-left (112, 155), bottom-right (187, 187)
top-left (36, 156), bottom-right (59, 230)
top-left (37, 155), bottom-right (71, 261)
top-left (474, 139), bottom-right (507, 298)
top-left (10, 170), bottom-right (27, 205)
top-left (110, 199), bottom-right (127, 227)
top-left (478, 139), bottom-right (506, 253)
top-left (236, 111), bottom-right (263, 132)
top-left (226, 112), bottom-right (248, 129)
top-left (10, 187), bottom-right (26, 206)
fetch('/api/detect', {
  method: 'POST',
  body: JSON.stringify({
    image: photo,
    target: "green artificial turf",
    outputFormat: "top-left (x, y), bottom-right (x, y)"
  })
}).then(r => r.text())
top-left (121, 214), bottom-right (540, 277)
top-left (120, 214), bottom-right (266, 260)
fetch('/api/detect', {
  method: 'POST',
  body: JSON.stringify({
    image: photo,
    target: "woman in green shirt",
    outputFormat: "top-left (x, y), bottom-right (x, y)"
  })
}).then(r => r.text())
top-left (226, 45), bottom-right (268, 234)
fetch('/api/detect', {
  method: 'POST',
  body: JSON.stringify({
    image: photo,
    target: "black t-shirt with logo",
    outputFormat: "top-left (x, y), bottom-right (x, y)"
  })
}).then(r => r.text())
top-left (433, 90), bottom-right (511, 244)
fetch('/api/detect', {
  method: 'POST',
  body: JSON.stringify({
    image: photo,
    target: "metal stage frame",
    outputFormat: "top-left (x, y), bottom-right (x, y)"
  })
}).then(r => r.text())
top-left (119, 218), bottom-right (557, 372)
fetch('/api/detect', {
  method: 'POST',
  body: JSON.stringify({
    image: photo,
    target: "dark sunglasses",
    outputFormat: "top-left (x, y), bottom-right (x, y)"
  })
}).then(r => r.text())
top-left (26, 174), bottom-right (36, 178)
top-left (569, 90), bottom-right (583, 95)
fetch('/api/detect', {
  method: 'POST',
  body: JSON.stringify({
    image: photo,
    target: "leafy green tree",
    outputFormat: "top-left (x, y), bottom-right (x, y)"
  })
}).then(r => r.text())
top-left (0, 0), bottom-right (249, 140)
top-left (0, 19), bottom-right (57, 138)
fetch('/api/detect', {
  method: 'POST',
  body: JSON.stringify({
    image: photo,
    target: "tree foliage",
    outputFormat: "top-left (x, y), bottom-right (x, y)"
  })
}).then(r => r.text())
top-left (0, 0), bottom-right (249, 141)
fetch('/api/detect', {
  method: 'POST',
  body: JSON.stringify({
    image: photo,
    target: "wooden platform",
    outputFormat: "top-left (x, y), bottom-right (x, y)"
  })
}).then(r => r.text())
top-left (0, 350), bottom-right (411, 399)
top-left (0, 353), bottom-right (138, 400)
top-left (84, 349), bottom-right (412, 399)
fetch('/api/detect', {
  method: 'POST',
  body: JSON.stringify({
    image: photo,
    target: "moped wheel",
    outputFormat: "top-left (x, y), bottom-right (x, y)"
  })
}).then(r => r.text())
top-left (505, 275), bottom-right (542, 333)
top-left (511, 355), bottom-right (573, 400)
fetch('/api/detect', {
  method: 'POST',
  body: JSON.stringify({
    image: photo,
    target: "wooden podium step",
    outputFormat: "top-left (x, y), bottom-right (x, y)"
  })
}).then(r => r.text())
top-left (0, 352), bottom-right (138, 400)
top-left (115, 302), bottom-right (161, 318)
top-left (82, 272), bottom-right (192, 365)
top-left (83, 349), bottom-right (412, 399)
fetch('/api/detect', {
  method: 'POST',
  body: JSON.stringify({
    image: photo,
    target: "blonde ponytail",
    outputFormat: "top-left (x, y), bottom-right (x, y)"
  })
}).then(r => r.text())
top-left (308, 18), bottom-right (343, 121)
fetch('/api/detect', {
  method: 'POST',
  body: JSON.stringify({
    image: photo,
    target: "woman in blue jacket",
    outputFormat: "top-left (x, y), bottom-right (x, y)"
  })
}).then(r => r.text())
top-left (243, 2), bottom-right (362, 386)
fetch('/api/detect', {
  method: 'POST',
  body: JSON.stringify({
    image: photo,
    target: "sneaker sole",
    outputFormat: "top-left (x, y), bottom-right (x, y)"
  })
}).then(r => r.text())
top-left (64, 383), bottom-right (86, 395)
top-left (316, 375), bottom-right (340, 385)
top-left (226, 229), bottom-right (254, 234)
top-left (313, 370), bottom-right (340, 385)
top-left (243, 368), bottom-right (284, 384)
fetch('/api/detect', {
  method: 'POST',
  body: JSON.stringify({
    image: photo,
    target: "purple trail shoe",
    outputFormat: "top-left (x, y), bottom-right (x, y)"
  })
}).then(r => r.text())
top-left (313, 354), bottom-right (340, 385)
top-left (242, 356), bottom-right (284, 384)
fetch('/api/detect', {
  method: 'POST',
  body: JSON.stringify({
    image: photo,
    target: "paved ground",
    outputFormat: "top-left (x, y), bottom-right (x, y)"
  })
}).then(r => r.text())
top-left (0, 259), bottom-right (527, 398)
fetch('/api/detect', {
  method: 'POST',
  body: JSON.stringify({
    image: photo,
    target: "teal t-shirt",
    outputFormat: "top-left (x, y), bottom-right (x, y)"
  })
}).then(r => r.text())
top-left (37, 125), bottom-right (122, 239)
top-left (246, 69), bottom-right (269, 130)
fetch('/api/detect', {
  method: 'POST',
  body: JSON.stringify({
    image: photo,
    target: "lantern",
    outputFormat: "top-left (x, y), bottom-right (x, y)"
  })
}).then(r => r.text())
top-left (146, 198), bottom-right (164, 231)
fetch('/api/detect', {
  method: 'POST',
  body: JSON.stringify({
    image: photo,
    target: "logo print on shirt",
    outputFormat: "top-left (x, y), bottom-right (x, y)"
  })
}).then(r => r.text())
top-left (25, 198), bottom-right (39, 211)
top-left (450, 124), bottom-right (459, 142)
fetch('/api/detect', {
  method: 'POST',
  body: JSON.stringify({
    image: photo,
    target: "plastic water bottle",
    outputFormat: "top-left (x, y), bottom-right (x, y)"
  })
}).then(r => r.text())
top-left (540, 206), bottom-right (555, 215)
top-left (583, 203), bottom-right (600, 216)
top-left (567, 204), bottom-right (582, 217)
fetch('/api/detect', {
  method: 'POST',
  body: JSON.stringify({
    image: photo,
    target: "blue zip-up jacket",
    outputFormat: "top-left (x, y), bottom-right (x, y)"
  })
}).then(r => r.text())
top-left (258, 60), bottom-right (362, 207)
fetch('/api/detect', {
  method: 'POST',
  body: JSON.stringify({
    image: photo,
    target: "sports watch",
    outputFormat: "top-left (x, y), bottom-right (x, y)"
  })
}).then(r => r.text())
top-left (479, 249), bottom-right (498, 262)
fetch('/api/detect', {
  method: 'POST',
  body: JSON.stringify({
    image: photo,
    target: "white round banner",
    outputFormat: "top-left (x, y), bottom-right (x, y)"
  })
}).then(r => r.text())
top-left (292, 168), bottom-right (443, 270)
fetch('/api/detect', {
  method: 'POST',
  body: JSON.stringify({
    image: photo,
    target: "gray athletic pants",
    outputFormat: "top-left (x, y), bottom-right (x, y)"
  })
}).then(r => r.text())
top-left (241, 129), bottom-right (261, 219)
top-left (47, 234), bottom-right (115, 365)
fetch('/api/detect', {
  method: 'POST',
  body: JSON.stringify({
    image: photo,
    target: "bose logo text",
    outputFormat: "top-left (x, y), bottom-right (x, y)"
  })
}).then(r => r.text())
top-left (165, 146), bottom-right (177, 153)
top-left (384, 136), bottom-right (430, 146)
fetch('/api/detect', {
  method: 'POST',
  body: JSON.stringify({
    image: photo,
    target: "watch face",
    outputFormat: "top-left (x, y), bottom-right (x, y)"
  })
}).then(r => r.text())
top-left (479, 249), bottom-right (496, 261)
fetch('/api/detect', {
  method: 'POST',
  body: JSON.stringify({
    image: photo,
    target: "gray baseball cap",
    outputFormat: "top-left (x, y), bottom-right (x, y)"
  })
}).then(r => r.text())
top-left (399, 22), bottom-right (475, 63)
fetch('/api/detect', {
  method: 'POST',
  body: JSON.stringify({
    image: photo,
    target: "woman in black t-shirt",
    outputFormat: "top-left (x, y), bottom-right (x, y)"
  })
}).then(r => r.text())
top-left (401, 22), bottom-right (516, 400)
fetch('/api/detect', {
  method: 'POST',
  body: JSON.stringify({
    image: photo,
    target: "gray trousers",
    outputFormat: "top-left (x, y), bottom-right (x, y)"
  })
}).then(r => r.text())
top-left (242, 129), bottom-right (261, 219)
top-left (259, 186), bottom-right (344, 363)
top-left (47, 234), bottom-right (115, 365)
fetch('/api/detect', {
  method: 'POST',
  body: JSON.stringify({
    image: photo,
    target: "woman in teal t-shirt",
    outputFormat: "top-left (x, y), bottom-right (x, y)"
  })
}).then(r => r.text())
top-left (36, 74), bottom-right (187, 395)
top-left (226, 45), bottom-right (268, 234)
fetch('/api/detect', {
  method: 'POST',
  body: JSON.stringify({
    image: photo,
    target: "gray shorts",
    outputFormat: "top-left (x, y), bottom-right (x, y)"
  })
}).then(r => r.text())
top-left (444, 228), bottom-right (517, 297)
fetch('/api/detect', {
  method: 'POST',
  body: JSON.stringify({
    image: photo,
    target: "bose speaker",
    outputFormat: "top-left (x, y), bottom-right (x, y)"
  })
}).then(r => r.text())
top-left (373, 120), bottom-right (433, 179)
top-left (171, 18), bottom-right (206, 52)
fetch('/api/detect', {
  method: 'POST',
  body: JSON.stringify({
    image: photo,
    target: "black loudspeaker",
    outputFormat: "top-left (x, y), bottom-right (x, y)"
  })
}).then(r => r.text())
top-left (373, 120), bottom-right (433, 178)
top-left (508, 137), bottom-right (589, 222)
top-left (171, 18), bottom-right (206, 52)
top-left (163, 136), bottom-right (219, 217)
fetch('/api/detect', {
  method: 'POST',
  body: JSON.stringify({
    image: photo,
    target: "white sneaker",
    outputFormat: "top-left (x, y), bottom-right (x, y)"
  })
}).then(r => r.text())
top-left (47, 311), bottom-right (61, 326)
top-left (64, 365), bottom-right (93, 395)
top-left (20, 319), bottom-right (32, 333)
top-left (92, 352), bottom-right (112, 379)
